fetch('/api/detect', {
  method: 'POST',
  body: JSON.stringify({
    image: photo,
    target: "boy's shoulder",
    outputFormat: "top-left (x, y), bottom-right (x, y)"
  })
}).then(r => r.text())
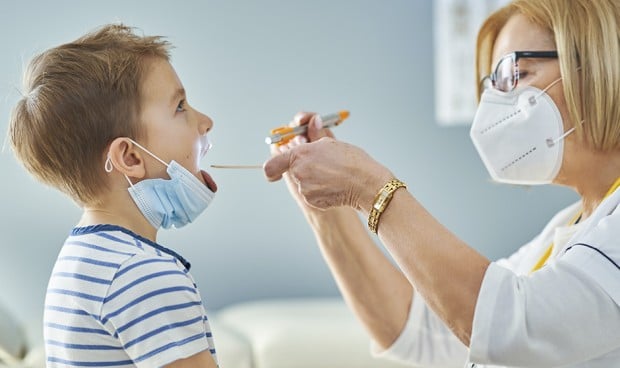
top-left (55, 224), bottom-right (190, 281)
top-left (44, 223), bottom-right (212, 366)
top-left (48, 224), bottom-right (194, 314)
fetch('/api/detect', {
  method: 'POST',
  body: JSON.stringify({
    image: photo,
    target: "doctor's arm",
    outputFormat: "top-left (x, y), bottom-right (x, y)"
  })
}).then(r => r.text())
top-left (271, 114), bottom-right (413, 349)
top-left (370, 184), bottom-right (490, 345)
top-left (306, 206), bottom-right (414, 349)
top-left (264, 133), bottom-right (490, 346)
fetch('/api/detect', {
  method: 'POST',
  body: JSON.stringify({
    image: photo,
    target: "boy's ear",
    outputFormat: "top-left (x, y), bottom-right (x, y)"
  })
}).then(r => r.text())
top-left (107, 137), bottom-right (146, 179)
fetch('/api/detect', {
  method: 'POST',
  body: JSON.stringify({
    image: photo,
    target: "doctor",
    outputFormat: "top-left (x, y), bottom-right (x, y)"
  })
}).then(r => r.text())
top-left (264, 0), bottom-right (620, 366)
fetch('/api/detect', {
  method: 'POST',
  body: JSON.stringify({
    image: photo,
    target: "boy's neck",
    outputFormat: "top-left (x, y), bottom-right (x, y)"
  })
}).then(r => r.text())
top-left (78, 193), bottom-right (157, 242)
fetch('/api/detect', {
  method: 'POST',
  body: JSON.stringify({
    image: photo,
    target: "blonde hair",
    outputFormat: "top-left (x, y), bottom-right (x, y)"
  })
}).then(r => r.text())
top-left (476, 0), bottom-right (620, 150)
top-left (9, 24), bottom-right (171, 205)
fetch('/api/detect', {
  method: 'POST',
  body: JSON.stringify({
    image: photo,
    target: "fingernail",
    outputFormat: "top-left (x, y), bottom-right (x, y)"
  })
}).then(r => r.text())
top-left (279, 145), bottom-right (288, 153)
top-left (314, 115), bottom-right (323, 130)
top-left (298, 135), bottom-right (307, 144)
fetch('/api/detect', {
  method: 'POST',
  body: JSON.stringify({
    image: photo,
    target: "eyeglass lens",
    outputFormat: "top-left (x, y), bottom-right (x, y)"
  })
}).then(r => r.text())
top-left (494, 54), bottom-right (516, 92)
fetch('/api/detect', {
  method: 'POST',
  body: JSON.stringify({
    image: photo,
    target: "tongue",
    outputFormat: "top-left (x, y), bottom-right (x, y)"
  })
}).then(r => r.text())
top-left (201, 170), bottom-right (218, 192)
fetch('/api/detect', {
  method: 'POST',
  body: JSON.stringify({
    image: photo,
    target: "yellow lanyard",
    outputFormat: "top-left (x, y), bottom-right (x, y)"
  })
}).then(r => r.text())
top-left (530, 177), bottom-right (620, 273)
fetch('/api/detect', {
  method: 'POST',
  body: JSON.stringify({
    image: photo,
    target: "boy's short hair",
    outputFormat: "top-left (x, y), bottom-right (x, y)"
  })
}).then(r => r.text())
top-left (9, 24), bottom-right (171, 205)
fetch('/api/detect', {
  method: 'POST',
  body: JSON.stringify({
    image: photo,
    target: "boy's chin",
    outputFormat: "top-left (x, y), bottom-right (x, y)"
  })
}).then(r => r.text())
top-left (201, 170), bottom-right (218, 192)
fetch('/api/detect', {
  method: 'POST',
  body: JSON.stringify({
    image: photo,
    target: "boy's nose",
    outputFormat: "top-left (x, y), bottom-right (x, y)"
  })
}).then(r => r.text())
top-left (196, 110), bottom-right (213, 135)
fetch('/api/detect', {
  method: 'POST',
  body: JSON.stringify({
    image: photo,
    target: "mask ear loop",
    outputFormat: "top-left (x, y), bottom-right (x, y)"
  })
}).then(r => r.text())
top-left (522, 75), bottom-right (579, 147)
top-left (128, 139), bottom-right (169, 168)
top-left (528, 76), bottom-right (564, 106)
top-left (104, 156), bottom-right (114, 173)
top-left (104, 139), bottom-right (168, 171)
top-left (104, 155), bottom-right (136, 187)
top-left (546, 126), bottom-right (576, 147)
top-left (546, 120), bottom-right (584, 147)
top-left (104, 137), bottom-right (168, 186)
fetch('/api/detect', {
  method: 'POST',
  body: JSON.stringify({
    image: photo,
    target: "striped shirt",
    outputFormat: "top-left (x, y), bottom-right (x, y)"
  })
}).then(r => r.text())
top-left (44, 224), bottom-right (217, 367)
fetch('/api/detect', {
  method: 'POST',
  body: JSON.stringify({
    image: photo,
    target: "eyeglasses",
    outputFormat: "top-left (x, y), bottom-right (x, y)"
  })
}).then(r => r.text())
top-left (480, 51), bottom-right (558, 93)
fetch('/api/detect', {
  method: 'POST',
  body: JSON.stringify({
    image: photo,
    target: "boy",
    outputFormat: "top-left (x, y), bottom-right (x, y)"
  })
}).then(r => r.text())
top-left (9, 24), bottom-right (219, 367)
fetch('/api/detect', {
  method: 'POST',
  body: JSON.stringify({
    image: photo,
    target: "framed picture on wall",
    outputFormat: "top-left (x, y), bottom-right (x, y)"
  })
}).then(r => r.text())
top-left (434, 0), bottom-right (508, 126)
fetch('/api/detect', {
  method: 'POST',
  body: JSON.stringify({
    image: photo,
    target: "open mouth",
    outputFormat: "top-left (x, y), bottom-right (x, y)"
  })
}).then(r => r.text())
top-left (201, 170), bottom-right (218, 192)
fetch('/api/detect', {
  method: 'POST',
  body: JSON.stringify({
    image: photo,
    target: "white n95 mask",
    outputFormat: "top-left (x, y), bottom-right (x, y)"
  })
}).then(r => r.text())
top-left (470, 82), bottom-right (574, 185)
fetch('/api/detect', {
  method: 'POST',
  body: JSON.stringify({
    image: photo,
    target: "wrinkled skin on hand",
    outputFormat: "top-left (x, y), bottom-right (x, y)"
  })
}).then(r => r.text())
top-left (264, 112), bottom-right (392, 212)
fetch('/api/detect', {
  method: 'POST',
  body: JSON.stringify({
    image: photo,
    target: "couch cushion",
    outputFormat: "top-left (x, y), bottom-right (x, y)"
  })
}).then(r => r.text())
top-left (209, 318), bottom-right (253, 368)
top-left (215, 298), bottom-right (408, 368)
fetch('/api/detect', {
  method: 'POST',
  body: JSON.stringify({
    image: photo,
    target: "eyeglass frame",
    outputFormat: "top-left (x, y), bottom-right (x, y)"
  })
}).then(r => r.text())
top-left (480, 50), bottom-right (558, 94)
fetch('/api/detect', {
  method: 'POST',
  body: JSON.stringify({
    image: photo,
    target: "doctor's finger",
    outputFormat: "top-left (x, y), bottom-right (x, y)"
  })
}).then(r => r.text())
top-left (288, 111), bottom-right (316, 128)
top-left (263, 149), bottom-right (294, 182)
top-left (307, 114), bottom-right (335, 142)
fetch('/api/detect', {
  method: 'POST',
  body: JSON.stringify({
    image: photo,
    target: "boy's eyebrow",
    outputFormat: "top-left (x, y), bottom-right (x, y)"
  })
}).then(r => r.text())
top-left (170, 88), bottom-right (186, 106)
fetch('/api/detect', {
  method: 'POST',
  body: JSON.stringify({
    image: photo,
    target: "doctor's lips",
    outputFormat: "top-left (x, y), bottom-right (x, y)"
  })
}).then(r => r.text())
top-left (209, 110), bottom-right (350, 170)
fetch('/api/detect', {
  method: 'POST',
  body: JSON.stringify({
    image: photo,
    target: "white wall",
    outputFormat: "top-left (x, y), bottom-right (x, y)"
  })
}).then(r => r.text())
top-left (0, 0), bottom-right (577, 342)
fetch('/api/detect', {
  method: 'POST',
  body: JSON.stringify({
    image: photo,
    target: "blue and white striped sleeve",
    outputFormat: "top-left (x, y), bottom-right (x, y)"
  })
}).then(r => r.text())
top-left (100, 255), bottom-right (212, 367)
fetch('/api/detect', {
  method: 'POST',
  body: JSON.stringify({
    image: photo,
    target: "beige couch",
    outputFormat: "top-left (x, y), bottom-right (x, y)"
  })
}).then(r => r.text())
top-left (213, 298), bottom-right (408, 368)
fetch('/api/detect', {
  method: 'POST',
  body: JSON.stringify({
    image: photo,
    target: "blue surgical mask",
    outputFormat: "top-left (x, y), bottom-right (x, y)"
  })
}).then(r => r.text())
top-left (105, 137), bottom-right (215, 229)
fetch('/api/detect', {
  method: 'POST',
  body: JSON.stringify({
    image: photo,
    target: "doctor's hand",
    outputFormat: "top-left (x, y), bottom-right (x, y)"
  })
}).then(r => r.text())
top-left (267, 112), bottom-right (334, 214)
top-left (268, 111), bottom-right (333, 153)
top-left (264, 116), bottom-right (393, 211)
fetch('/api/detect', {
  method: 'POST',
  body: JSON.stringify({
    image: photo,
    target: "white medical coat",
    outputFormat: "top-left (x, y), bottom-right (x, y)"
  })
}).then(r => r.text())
top-left (373, 186), bottom-right (620, 367)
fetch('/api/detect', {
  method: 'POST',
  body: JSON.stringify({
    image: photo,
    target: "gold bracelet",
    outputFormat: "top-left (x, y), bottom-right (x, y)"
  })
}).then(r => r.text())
top-left (368, 178), bottom-right (407, 234)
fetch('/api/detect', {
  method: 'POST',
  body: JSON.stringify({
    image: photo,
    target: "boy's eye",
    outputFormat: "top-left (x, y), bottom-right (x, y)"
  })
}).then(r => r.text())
top-left (176, 99), bottom-right (186, 112)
